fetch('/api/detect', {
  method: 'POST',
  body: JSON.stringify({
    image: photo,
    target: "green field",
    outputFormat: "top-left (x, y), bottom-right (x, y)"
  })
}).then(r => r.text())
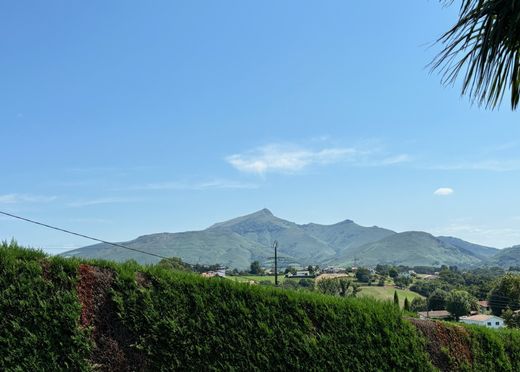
top-left (357, 285), bottom-right (424, 307)
top-left (230, 275), bottom-right (287, 284)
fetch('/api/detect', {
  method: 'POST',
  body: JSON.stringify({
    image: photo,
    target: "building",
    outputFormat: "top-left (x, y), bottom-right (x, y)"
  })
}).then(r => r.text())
top-left (201, 267), bottom-right (226, 278)
top-left (417, 310), bottom-right (451, 320)
top-left (460, 314), bottom-right (505, 329)
top-left (285, 270), bottom-right (315, 279)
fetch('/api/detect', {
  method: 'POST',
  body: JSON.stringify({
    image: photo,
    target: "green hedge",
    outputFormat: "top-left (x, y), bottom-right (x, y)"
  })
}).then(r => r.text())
top-left (0, 242), bottom-right (90, 371)
top-left (112, 266), bottom-right (433, 371)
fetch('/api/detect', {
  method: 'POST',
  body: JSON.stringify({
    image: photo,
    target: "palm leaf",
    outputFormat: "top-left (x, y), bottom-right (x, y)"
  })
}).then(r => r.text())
top-left (433, 0), bottom-right (520, 109)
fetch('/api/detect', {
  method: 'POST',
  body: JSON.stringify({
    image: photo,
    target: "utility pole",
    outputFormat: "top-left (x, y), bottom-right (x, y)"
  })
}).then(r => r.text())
top-left (273, 240), bottom-right (279, 286)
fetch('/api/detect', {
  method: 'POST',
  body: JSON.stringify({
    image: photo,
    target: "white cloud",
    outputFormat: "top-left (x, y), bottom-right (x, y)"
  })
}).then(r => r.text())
top-left (226, 144), bottom-right (368, 174)
top-left (381, 154), bottom-right (412, 165)
top-left (0, 194), bottom-right (57, 204)
top-left (433, 187), bottom-right (454, 196)
top-left (433, 160), bottom-right (520, 172)
top-left (67, 197), bottom-right (137, 208)
top-left (133, 179), bottom-right (258, 191)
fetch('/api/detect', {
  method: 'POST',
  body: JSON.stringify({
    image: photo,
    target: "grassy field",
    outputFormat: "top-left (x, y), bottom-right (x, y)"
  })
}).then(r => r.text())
top-left (230, 275), bottom-right (287, 284)
top-left (357, 285), bottom-right (424, 307)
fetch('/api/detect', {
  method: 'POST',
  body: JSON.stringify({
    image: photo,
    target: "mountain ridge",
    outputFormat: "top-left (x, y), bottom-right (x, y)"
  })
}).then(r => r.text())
top-left (62, 209), bottom-right (513, 269)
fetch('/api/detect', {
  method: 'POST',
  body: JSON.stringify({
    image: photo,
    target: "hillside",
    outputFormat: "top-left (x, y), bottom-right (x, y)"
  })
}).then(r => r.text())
top-left (437, 236), bottom-right (499, 259)
top-left (63, 209), bottom-right (502, 269)
top-left (338, 231), bottom-right (483, 267)
top-left (3, 243), bottom-right (520, 371)
top-left (486, 245), bottom-right (520, 268)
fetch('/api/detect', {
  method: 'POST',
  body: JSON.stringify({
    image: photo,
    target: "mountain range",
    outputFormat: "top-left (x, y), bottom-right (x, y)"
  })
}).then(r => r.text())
top-left (62, 208), bottom-right (517, 269)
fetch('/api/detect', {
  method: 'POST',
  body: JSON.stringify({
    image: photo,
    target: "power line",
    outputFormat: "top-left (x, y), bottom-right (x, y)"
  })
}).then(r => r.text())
top-left (0, 210), bottom-right (168, 260)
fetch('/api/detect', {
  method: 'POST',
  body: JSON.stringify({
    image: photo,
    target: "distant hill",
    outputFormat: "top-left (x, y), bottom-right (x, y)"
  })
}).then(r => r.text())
top-left (63, 209), bottom-right (504, 269)
top-left (337, 231), bottom-right (483, 267)
top-left (485, 245), bottom-right (520, 269)
top-left (437, 236), bottom-right (498, 259)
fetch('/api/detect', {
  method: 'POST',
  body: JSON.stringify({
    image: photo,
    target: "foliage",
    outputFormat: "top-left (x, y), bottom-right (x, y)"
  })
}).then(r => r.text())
top-left (488, 274), bottom-right (520, 316)
top-left (446, 290), bottom-right (477, 321)
top-left (410, 297), bottom-right (428, 312)
top-left (502, 308), bottom-right (520, 328)
top-left (113, 268), bottom-right (433, 370)
top-left (317, 278), bottom-right (359, 298)
top-left (428, 289), bottom-right (448, 311)
top-left (389, 267), bottom-right (399, 278)
top-left (394, 275), bottom-right (412, 289)
top-left (158, 257), bottom-right (193, 272)
top-left (394, 290), bottom-right (399, 306)
top-left (434, 0), bottom-right (520, 109)
top-left (0, 241), bottom-right (91, 371)
top-left (249, 260), bottom-right (263, 275)
top-left (404, 297), bottom-right (410, 312)
top-left (355, 267), bottom-right (372, 283)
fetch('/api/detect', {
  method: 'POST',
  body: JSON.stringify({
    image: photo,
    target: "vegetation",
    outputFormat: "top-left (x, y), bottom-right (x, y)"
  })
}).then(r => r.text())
top-left (434, 0), bottom-right (520, 109)
top-left (446, 290), bottom-right (477, 321)
top-left (3, 242), bottom-right (520, 371)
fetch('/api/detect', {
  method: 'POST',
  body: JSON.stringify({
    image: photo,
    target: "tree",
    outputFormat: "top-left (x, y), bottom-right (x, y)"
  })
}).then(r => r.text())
top-left (249, 261), bottom-right (263, 275)
top-left (446, 290), bottom-right (476, 321)
top-left (433, 0), bottom-right (520, 109)
top-left (488, 274), bottom-right (520, 316)
top-left (394, 275), bottom-right (412, 289)
top-left (317, 278), bottom-right (359, 298)
top-left (410, 297), bottom-right (428, 312)
top-left (394, 290), bottom-right (399, 307)
top-left (428, 289), bottom-right (448, 311)
top-left (502, 308), bottom-right (520, 328)
top-left (404, 297), bottom-right (410, 312)
top-left (389, 268), bottom-right (399, 279)
top-left (307, 265), bottom-right (315, 275)
top-left (158, 257), bottom-right (192, 272)
top-left (355, 267), bottom-right (371, 283)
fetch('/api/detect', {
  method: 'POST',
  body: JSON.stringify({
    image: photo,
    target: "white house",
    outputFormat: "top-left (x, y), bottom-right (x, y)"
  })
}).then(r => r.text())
top-left (460, 314), bottom-right (505, 329)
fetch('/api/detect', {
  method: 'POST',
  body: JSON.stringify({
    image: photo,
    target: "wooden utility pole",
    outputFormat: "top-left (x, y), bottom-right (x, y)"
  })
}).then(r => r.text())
top-left (273, 240), bottom-right (279, 286)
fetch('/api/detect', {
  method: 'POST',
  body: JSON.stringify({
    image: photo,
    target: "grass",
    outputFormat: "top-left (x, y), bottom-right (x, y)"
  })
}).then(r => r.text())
top-left (357, 285), bottom-right (424, 307)
top-left (230, 274), bottom-right (287, 284)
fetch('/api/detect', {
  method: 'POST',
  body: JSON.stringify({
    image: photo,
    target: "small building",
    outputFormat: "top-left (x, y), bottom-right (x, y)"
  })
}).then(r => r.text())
top-left (285, 270), bottom-right (315, 279)
top-left (460, 314), bottom-right (505, 329)
top-left (201, 267), bottom-right (226, 278)
top-left (418, 310), bottom-right (451, 320)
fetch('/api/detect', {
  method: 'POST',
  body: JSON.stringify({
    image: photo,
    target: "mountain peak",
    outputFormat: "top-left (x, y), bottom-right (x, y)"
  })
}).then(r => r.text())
top-left (256, 208), bottom-right (273, 216)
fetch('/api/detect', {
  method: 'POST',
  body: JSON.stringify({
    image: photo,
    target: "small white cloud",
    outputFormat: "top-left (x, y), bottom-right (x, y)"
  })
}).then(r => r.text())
top-left (0, 194), bottom-right (57, 204)
top-left (381, 154), bottom-right (411, 165)
top-left (433, 187), bottom-right (454, 196)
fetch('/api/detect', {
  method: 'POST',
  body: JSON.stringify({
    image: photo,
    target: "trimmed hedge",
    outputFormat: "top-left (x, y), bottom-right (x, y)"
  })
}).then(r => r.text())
top-left (0, 242), bottom-right (90, 371)
top-left (2, 243), bottom-right (520, 371)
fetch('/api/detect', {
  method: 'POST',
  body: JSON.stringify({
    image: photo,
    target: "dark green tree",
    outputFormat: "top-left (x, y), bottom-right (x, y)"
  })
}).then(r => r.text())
top-left (249, 260), bottom-right (263, 275)
top-left (355, 267), bottom-right (371, 283)
top-left (394, 290), bottom-right (399, 307)
top-left (446, 290), bottom-right (476, 321)
top-left (433, 0), bottom-right (520, 109)
top-left (489, 274), bottom-right (520, 315)
top-left (403, 297), bottom-right (410, 312)
top-left (389, 268), bottom-right (399, 279)
top-left (428, 289), bottom-right (448, 311)
top-left (410, 297), bottom-right (428, 312)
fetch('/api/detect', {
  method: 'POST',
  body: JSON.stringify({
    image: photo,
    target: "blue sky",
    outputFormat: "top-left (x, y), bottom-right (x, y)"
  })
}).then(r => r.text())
top-left (2, 1), bottom-right (520, 253)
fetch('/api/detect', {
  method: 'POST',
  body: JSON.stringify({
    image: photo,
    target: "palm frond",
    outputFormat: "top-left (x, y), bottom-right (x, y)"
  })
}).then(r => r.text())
top-left (433, 0), bottom-right (520, 109)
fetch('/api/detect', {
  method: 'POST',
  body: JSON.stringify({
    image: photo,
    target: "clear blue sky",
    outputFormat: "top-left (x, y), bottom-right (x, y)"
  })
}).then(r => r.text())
top-left (2, 1), bottom-right (520, 253)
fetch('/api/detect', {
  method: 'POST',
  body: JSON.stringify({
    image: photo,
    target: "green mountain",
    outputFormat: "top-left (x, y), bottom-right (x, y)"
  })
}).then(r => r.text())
top-left (337, 231), bottom-right (483, 267)
top-left (437, 236), bottom-right (498, 259)
top-left (63, 209), bottom-right (502, 269)
top-left (485, 245), bottom-right (520, 268)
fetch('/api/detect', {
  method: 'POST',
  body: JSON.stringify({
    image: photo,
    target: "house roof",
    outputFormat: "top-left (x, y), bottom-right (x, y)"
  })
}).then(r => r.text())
top-left (418, 310), bottom-right (450, 319)
top-left (478, 300), bottom-right (489, 307)
top-left (461, 314), bottom-right (501, 322)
